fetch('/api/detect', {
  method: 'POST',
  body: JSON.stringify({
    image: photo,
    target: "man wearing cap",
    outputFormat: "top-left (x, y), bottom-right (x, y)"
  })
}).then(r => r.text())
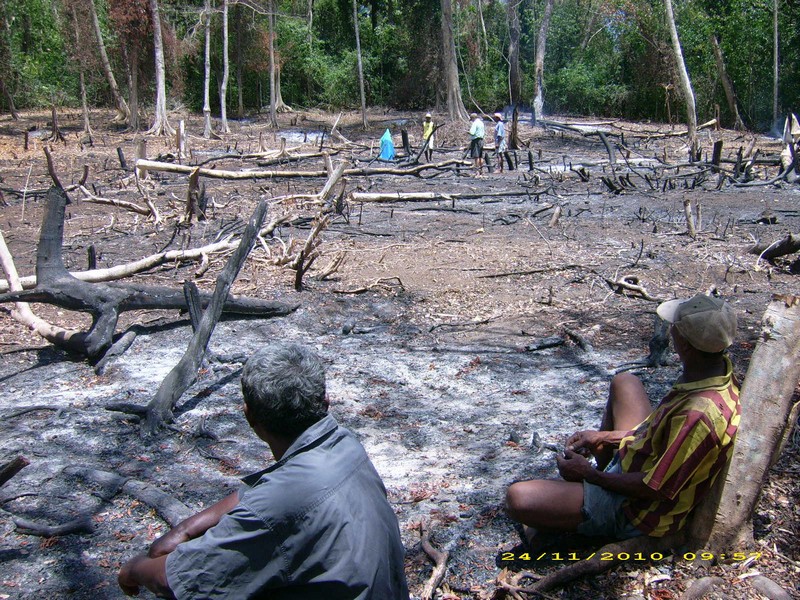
top-left (468, 112), bottom-right (485, 176)
top-left (422, 113), bottom-right (435, 163)
top-left (506, 294), bottom-right (741, 543)
top-left (493, 113), bottom-right (506, 173)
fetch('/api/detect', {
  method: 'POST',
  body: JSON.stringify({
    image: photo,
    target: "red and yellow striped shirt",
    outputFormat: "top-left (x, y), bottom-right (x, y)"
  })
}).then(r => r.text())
top-left (618, 357), bottom-right (740, 537)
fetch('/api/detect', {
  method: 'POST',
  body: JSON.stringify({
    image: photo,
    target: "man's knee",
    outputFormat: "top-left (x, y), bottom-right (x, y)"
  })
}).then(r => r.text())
top-left (610, 372), bottom-right (642, 395)
top-left (505, 482), bottom-right (527, 521)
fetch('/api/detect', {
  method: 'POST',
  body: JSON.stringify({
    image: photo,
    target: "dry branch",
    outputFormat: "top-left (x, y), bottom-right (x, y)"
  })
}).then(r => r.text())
top-left (419, 521), bottom-right (450, 600)
top-left (145, 200), bottom-right (269, 432)
top-left (0, 188), bottom-right (297, 358)
top-left (748, 233), bottom-right (800, 262)
top-left (14, 516), bottom-right (94, 537)
top-left (0, 456), bottom-right (29, 487)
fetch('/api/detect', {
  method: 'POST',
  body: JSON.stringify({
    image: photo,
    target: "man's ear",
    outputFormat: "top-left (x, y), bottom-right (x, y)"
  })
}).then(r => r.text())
top-left (243, 401), bottom-right (254, 426)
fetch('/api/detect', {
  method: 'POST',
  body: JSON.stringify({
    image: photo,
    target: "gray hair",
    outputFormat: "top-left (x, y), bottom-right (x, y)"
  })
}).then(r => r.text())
top-left (241, 344), bottom-right (327, 437)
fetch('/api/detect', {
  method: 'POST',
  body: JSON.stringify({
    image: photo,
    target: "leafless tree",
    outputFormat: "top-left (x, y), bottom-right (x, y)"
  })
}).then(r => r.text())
top-left (440, 0), bottom-right (468, 121)
top-left (532, 0), bottom-right (555, 123)
top-left (218, 0), bottom-right (231, 133)
top-left (146, 0), bottom-right (174, 136)
top-left (353, 0), bottom-right (367, 129)
top-left (665, 0), bottom-right (698, 158)
top-left (88, 0), bottom-right (130, 124)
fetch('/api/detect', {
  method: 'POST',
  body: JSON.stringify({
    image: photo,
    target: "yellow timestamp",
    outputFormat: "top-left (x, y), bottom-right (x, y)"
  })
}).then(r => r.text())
top-left (499, 551), bottom-right (762, 562)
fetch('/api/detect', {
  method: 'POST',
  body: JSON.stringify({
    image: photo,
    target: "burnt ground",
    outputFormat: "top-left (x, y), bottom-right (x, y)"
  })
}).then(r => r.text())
top-left (0, 108), bottom-right (799, 599)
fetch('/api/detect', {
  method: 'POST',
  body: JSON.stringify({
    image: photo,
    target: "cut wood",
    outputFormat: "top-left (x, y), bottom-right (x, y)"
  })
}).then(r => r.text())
top-left (749, 233), bottom-right (800, 262)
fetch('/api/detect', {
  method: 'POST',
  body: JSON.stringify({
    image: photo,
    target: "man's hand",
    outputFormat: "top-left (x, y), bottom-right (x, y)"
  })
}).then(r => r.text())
top-left (566, 430), bottom-right (606, 456)
top-left (556, 449), bottom-right (595, 482)
top-left (118, 554), bottom-right (173, 598)
top-left (118, 555), bottom-right (145, 596)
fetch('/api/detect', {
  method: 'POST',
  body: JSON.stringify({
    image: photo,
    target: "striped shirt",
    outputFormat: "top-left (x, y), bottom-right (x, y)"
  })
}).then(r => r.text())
top-left (618, 357), bottom-right (740, 537)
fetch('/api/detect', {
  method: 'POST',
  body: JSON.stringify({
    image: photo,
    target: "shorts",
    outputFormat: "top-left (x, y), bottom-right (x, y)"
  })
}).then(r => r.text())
top-left (496, 138), bottom-right (507, 154)
top-left (470, 138), bottom-right (484, 158)
top-left (424, 135), bottom-right (435, 150)
top-left (575, 455), bottom-right (643, 539)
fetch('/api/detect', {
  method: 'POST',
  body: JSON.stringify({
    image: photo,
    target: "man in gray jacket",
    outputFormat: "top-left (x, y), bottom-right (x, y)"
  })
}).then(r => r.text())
top-left (118, 344), bottom-right (409, 599)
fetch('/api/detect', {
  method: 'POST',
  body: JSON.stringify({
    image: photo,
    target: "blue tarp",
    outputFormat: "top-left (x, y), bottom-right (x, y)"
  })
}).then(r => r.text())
top-left (378, 129), bottom-right (395, 160)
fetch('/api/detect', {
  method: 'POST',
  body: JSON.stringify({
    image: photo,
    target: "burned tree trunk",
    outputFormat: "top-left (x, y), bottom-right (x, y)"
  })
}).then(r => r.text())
top-left (0, 187), bottom-right (298, 359)
top-left (145, 200), bottom-right (269, 433)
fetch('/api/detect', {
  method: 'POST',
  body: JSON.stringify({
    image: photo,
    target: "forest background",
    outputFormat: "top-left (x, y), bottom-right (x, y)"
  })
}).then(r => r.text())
top-left (1, 0), bottom-right (798, 132)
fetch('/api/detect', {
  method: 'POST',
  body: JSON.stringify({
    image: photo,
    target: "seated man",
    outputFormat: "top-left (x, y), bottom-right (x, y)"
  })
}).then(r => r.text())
top-left (506, 294), bottom-right (740, 542)
top-left (118, 344), bottom-right (409, 599)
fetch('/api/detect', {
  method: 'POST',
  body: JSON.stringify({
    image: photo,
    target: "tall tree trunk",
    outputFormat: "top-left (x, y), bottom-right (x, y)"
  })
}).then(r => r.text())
top-left (689, 295), bottom-right (800, 553)
top-left (71, 6), bottom-right (93, 139)
top-left (88, 0), bottom-right (129, 124)
top-left (773, 0), bottom-right (779, 127)
top-left (710, 33), bottom-right (745, 131)
top-left (665, 0), bottom-right (697, 158)
top-left (202, 0), bottom-right (213, 138)
top-left (440, 0), bottom-right (468, 121)
top-left (218, 0), bottom-right (230, 133)
top-left (307, 0), bottom-right (314, 46)
top-left (275, 63), bottom-right (291, 112)
top-left (124, 42), bottom-right (140, 132)
top-left (532, 0), bottom-right (555, 123)
top-left (353, 0), bottom-right (367, 130)
top-left (146, 0), bottom-right (174, 136)
top-left (235, 4), bottom-right (244, 118)
top-left (476, 0), bottom-right (488, 65)
top-left (579, 0), bottom-right (600, 53)
top-left (507, 0), bottom-right (521, 106)
top-left (0, 0), bottom-right (19, 119)
top-left (0, 76), bottom-right (17, 119)
top-left (268, 0), bottom-right (277, 127)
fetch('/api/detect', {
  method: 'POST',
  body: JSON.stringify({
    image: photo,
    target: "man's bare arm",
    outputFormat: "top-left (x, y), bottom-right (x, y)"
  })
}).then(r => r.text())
top-left (149, 491), bottom-right (239, 558)
top-left (557, 450), bottom-right (665, 501)
top-left (118, 554), bottom-right (174, 598)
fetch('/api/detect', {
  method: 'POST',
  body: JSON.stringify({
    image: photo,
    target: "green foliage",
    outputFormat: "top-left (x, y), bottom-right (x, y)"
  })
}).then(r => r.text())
top-left (4, 0), bottom-right (798, 130)
top-left (5, 0), bottom-right (71, 106)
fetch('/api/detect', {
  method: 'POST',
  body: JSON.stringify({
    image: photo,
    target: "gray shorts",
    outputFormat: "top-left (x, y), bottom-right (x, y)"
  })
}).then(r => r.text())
top-left (575, 456), bottom-right (643, 539)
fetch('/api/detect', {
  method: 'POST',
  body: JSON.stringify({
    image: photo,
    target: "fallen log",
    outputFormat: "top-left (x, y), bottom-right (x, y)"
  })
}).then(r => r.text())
top-left (135, 158), bottom-right (470, 180)
top-left (14, 516), bottom-right (94, 537)
top-left (749, 233), bottom-right (800, 262)
top-left (349, 189), bottom-right (533, 203)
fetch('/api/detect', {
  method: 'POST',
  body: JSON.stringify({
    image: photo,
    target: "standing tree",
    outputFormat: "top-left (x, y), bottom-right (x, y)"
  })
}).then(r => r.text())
top-left (202, 0), bottom-right (213, 138)
top-left (218, 0), bottom-right (230, 133)
top-left (0, 0), bottom-right (19, 119)
top-left (665, 0), bottom-right (698, 158)
top-left (710, 33), bottom-right (745, 130)
top-left (532, 0), bottom-right (555, 123)
top-left (267, 0), bottom-right (278, 127)
top-left (440, 0), bottom-right (468, 121)
top-left (772, 0), bottom-right (779, 127)
top-left (88, 0), bottom-right (130, 125)
top-left (507, 0), bottom-right (522, 148)
top-left (65, 0), bottom-right (94, 141)
top-left (353, 0), bottom-right (367, 129)
top-left (147, 0), bottom-right (174, 136)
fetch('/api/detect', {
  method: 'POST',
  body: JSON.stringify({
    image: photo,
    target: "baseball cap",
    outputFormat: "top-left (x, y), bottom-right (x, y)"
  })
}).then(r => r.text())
top-left (425, 112), bottom-right (432, 118)
top-left (494, 112), bottom-right (503, 120)
top-left (656, 294), bottom-right (737, 353)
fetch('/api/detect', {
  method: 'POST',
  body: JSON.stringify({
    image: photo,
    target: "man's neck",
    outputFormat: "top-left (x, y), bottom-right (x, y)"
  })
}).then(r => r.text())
top-left (678, 356), bottom-right (727, 384)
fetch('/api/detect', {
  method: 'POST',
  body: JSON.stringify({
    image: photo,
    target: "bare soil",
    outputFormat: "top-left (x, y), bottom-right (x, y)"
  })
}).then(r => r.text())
top-left (1, 108), bottom-right (799, 599)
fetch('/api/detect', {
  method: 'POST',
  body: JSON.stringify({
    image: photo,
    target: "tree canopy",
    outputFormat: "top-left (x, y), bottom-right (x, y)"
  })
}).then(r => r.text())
top-left (1, 0), bottom-right (798, 131)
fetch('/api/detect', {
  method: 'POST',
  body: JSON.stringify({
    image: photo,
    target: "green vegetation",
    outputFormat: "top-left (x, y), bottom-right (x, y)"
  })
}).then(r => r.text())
top-left (1, 0), bottom-right (797, 131)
